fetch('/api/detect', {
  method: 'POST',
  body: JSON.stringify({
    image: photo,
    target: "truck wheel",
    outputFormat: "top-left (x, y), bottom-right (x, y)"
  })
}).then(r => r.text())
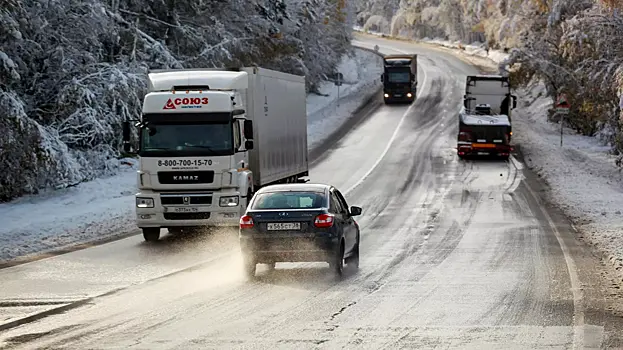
top-left (142, 228), bottom-right (160, 242)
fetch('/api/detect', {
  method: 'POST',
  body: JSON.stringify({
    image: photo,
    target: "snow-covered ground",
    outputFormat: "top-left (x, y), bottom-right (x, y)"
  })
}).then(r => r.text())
top-left (513, 84), bottom-right (623, 269)
top-left (307, 49), bottom-right (383, 149)
top-left (0, 48), bottom-right (383, 263)
top-left (359, 27), bottom-right (623, 271)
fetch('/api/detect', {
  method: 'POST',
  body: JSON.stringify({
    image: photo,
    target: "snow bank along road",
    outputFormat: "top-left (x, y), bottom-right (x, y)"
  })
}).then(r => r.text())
top-left (2, 33), bottom-right (623, 349)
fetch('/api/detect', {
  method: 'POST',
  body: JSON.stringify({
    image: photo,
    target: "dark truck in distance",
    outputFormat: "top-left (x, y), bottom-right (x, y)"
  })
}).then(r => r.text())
top-left (381, 54), bottom-right (417, 104)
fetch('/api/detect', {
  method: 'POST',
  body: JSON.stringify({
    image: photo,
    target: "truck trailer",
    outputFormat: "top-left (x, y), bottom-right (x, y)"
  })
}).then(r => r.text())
top-left (463, 75), bottom-right (517, 124)
top-left (381, 54), bottom-right (418, 104)
top-left (122, 67), bottom-right (309, 241)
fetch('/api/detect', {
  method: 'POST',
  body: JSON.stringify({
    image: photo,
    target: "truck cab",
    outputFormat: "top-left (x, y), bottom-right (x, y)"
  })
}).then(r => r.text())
top-left (381, 54), bottom-right (417, 104)
top-left (123, 69), bottom-right (255, 241)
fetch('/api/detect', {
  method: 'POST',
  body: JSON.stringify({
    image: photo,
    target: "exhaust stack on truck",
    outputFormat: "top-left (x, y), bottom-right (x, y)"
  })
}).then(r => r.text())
top-left (122, 67), bottom-right (309, 242)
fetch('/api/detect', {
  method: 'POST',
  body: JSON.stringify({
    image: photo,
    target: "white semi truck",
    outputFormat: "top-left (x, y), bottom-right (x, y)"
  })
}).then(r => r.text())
top-left (122, 67), bottom-right (309, 241)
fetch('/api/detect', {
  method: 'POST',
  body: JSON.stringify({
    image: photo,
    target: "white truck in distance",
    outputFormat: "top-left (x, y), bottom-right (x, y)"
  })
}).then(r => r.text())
top-left (122, 67), bottom-right (309, 242)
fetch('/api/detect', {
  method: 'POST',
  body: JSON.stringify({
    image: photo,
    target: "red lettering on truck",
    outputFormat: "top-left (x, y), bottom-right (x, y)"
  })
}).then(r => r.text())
top-left (162, 97), bottom-right (209, 110)
top-left (174, 98), bottom-right (209, 105)
top-left (162, 99), bottom-right (176, 110)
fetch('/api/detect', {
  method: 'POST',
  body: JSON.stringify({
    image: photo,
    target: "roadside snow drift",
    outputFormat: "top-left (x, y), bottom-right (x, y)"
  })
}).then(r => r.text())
top-left (0, 48), bottom-right (383, 263)
top-left (513, 84), bottom-right (623, 267)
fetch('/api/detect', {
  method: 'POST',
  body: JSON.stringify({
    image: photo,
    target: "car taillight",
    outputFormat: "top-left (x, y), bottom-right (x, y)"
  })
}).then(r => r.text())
top-left (314, 214), bottom-right (334, 228)
top-left (239, 215), bottom-right (254, 229)
top-left (458, 131), bottom-right (472, 142)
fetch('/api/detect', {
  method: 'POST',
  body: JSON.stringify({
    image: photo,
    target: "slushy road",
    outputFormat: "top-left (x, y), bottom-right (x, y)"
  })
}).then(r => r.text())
top-left (1, 32), bottom-right (622, 349)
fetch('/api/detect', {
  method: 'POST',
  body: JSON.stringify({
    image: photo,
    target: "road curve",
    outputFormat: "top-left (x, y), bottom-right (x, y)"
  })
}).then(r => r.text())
top-left (1, 33), bottom-right (623, 349)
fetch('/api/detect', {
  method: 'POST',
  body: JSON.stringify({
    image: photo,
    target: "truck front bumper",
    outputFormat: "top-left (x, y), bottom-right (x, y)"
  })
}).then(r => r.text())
top-left (383, 91), bottom-right (415, 103)
top-left (136, 191), bottom-right (245, 228)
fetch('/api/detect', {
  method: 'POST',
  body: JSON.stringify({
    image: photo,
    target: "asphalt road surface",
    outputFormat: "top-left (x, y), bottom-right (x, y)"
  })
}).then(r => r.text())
top-left (2, 33), bottom-right (623, 349)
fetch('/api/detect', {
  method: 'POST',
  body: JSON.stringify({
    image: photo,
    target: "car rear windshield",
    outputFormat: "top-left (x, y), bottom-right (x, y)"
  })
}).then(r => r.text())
top-left (251, 191), bottom-right (326, 210)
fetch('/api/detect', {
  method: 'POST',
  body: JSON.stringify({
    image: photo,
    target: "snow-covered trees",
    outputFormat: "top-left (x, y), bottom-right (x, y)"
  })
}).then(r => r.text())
top-left (357, 0), bottom-right (623, 158)
top-left (0, 0), bottom-right (354, 201)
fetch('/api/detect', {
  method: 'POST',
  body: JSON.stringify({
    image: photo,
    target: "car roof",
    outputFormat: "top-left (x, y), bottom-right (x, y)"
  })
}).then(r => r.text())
top-left (256, 183), bottom-right (331, 194)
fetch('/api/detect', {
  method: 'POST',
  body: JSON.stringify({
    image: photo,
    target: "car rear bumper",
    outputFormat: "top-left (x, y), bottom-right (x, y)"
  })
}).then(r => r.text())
top-left (240, 234), bottom-right (339, 263)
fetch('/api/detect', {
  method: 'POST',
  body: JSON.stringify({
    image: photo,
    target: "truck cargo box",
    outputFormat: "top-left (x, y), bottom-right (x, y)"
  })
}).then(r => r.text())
top-left (243, 67), bottom-right (308, 187)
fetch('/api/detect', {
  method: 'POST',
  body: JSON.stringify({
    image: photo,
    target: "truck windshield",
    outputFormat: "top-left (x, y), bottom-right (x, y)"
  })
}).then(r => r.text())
top-left (139, 122), bottom-right (234, 157)
top-left (386, 71), bottom-right (410, 83)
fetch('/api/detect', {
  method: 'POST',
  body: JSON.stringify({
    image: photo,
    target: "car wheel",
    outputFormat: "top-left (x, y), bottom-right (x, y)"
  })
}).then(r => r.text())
top-left (332, 241), bottom-right (345, 277)
top-left (142, 228), bottom-right (160, 242)
top-left (243, 253), bottom-right (257, 279)
top-left (346, 242), bottom-right (360, 270)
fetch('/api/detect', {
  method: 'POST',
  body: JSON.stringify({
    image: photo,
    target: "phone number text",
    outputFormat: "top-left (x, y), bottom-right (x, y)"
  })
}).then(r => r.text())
top-left (158, 159), bottom-right (212, 167)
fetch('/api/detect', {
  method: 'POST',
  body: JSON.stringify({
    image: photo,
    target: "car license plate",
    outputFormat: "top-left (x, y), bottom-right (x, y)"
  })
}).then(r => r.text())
top-left (477, 152), bottom-right (489, 155)
top-left (267, 222), bottom-right (301, 230)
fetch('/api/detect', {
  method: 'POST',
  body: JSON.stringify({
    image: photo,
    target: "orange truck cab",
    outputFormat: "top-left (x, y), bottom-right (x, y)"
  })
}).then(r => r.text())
top-left (457, 104), bottom-right (512, 159)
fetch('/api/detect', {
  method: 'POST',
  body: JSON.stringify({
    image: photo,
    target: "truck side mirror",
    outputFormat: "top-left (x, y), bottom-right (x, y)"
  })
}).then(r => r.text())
top-left (245, 140), bottom-right (254, 150)
top-left (244, 120), bottom-right (254, 140)
top-left (122, 121), bottom-right (133, 153)
top-left (380, 74), bottom-right (384, 82)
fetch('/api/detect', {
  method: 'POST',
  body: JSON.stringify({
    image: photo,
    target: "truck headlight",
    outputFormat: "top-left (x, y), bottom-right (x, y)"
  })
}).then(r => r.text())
top-left (219, 196), bottom-right (239, 207)
top-left (136, 197), bottom-right (154, 208)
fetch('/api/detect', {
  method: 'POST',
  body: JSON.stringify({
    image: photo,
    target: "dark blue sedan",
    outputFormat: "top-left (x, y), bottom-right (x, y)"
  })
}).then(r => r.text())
top-left (239, 183), bottom-right (362, 278)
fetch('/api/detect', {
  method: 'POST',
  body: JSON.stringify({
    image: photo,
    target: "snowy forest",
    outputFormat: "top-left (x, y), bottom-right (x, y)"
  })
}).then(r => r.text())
top-left (0, 0), bottom-right (353, 202)
top-left (358, 0), bottom-right (623, 156)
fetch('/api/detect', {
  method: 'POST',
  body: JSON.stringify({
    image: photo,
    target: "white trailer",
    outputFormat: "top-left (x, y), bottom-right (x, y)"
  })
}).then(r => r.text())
top-left (463, 75), bottom-right (517, 120)
top-left (123, 67), bottom-right (309, 242)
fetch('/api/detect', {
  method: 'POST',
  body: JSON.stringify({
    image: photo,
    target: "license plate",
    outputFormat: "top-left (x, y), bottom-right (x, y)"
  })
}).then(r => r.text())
top-left (472, 143), bottom-right (496, 148)
top-left (267, 222), bottom-right (301, 230)
top-left (477, 152), bottom-right (489, 155)
top-left (168, 207), bottom-right (209, 213)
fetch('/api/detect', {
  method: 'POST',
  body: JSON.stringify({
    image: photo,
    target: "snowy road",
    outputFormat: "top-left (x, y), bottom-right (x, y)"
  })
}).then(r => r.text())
top-left (2, 33), bottom-right (623, 349)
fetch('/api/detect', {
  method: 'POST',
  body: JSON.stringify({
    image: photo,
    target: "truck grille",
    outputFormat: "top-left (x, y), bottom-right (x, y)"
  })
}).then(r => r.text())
top-left (160, 195), bottom-right (213, 205)
top-left (157, 171), bottom-right (214, 184)
top-left (164, 213), bottom-right (211, 220)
